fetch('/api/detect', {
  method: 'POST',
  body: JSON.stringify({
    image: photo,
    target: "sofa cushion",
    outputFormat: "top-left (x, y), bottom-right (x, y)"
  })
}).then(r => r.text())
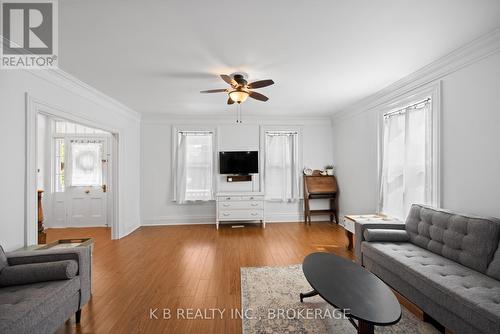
top-left (0, 277), bottom-right (80, 334)
top-left (0, 260), bottom-right (78, 287)
top-left (0, 246), bottom-right (7, 273)
top-left (405, 204), bottom-right (500, 273)
top-left (362, 242), bottom-right (500, 334)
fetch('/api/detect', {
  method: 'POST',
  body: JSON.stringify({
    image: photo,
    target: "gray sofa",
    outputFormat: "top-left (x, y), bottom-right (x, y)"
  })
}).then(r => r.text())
top-left (0, 246), bottom-right (91, 334)
top-left (355, 204), bottom-right (500, 334)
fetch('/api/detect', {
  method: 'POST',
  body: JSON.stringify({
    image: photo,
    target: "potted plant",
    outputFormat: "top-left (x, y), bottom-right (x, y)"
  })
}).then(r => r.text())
top-left (325, 165), bottom-right (335, 176)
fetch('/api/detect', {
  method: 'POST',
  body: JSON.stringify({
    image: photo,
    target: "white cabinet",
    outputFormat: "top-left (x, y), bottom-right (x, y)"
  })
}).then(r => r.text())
top-left (216, 192), bottom-right (265, 229)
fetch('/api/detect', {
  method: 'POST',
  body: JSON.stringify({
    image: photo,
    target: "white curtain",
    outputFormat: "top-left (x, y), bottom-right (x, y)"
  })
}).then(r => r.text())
top-left (176, 132), bottom-right (214, 203)
top-left (264, 132), bottom-right (299, 201)
top-left (67, 141), bottom-right (103, 187)
top-left (380, 100), bottom-right (431, 219)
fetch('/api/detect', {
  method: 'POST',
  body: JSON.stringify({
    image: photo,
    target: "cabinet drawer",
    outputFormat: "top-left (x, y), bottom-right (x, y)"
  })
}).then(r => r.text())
top-left (218, 201), bottom-right (263, 210)
top-left (218, 210), bottom-right (264, 220)
top-left (240, 195), bottom-right (263, 201)
top-left (219, 196), bottom-right (242, 201)
top-left (218, 195), bottom-right (263, 202)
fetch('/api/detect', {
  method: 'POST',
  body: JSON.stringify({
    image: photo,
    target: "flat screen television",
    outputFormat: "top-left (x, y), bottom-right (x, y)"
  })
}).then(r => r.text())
top-left (219, 151), bottom-right (258, 174)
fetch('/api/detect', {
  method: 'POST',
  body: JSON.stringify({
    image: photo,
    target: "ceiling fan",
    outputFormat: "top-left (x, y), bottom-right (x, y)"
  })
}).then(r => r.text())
top-left (200, 74), bottom-right (274, 104)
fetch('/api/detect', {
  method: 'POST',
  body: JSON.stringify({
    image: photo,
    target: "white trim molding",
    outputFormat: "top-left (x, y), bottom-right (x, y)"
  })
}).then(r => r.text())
top-left (332, 26), bottom-right (500, 122)
top-left (25, 94), bottom-right (122, 245)
top-left (26, 69), bottom-right (141, 122)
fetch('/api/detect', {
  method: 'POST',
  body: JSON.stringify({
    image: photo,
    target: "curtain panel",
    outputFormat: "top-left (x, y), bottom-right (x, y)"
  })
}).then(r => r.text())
top-left (175, 131), bottom-right (214, 203)
top-left (380, 100), bottom-right (432, 219)
top-left (264, 131), bottom-right (300, 202)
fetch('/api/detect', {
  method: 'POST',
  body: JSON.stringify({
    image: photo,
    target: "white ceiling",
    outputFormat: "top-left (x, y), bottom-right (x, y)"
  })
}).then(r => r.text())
top-left (59, 0), bottom-right (500, 116)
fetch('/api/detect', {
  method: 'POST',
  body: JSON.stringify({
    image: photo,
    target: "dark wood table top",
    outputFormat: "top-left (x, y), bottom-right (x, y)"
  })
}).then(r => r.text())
top-left (302, 252), bottom-right (401, 326)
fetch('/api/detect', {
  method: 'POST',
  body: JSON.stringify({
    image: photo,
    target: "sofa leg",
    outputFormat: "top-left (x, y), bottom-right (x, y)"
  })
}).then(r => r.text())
top-left (423, 312), bottom-right (445, 333)
top-left (75, 310), bottom-right (81, 324)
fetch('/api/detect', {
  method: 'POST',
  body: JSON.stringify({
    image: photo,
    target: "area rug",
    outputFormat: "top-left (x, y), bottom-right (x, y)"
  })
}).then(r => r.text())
top-left (241, 264), bottom-right (439, 334)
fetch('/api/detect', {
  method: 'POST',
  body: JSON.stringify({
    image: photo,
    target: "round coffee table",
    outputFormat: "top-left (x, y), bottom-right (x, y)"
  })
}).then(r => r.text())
top-left (300, 252), bottom-right (401, 334)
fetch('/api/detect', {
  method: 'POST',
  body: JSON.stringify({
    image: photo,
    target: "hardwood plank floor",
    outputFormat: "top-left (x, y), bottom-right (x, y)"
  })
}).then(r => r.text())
top-left (49, 222), bottom-right (353, 334)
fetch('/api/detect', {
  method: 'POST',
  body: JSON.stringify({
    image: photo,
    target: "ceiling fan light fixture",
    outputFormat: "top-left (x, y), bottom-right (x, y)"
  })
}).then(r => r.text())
top-left (228, 89), bottom-right (249, 103)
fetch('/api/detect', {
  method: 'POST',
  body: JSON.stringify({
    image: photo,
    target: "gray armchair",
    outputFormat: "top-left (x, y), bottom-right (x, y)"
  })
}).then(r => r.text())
top-left (0, 246), bottom-right (91, 334)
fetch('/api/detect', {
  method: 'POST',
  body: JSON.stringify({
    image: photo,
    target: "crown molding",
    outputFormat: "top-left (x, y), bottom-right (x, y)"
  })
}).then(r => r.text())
top-left (25, 68), bottom-right (141, 122)
top-left (331, 26), bottom-right (500, 123)
top-left (141, 112), bottom-right (332, 126)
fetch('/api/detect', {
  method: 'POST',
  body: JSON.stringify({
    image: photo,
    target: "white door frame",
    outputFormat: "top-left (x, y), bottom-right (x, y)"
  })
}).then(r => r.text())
top-left (25, 93), bottom-right (120, 245)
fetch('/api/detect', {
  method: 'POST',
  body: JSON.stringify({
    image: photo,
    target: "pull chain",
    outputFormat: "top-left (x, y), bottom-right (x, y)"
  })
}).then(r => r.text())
top-left (236, 104), bottom-right (243, 123)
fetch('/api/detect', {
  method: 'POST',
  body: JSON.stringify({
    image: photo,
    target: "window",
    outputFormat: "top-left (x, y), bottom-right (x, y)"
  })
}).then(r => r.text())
top-left (379, 97), bottom-right (439, 219)
top-left (175, 131), bottom-right (214, 203)
top-left (55, 120), bottom-right (105, 135)
top-left (54, 138), bottom-right (65, 192)
top-left (67, 140), bottom-right (104, 187)
top-left (263, 131), bottom-right (300, 201)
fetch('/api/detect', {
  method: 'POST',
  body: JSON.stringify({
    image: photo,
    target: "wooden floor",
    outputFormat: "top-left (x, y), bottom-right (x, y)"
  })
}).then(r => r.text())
top-left (48, 222), bottom-right (353, 334)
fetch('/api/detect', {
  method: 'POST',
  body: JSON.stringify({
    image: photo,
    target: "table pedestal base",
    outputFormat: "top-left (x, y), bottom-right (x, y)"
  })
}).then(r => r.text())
top-left (299, 289), bottom-right (318, 303)
top-left (356, 319), bottom-right (374, 334)
top-left (302, 289), bottom-right (375, 334)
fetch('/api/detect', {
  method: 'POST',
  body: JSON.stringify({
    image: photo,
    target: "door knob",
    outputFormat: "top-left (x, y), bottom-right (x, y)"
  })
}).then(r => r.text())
top-left (85, 190), bottom-right (90, 194)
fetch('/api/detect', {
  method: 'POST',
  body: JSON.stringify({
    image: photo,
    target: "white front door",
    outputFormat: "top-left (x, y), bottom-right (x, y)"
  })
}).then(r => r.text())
top-left (52, 135), bottom-right (110, 227)
top-left (65, 136), bottom-right (109, 227)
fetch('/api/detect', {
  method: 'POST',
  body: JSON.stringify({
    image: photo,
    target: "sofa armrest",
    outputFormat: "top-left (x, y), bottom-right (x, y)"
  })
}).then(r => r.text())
top-left (6, 247), bottom-right (91, 307)
top-left (354, 220), bottom-right (405, 264)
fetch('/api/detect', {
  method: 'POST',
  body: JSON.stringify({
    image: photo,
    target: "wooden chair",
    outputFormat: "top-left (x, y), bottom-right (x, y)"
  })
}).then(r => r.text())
top-left (303, 175), bottom-right (338, 224)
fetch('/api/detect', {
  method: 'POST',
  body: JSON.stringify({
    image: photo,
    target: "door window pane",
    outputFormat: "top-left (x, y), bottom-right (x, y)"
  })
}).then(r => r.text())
top-left (70, 142), bottom-right (103, 187)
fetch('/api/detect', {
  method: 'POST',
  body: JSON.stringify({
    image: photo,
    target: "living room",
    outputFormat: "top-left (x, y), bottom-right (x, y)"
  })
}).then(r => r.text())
top-left (1, 1), bottom-right (499, 334)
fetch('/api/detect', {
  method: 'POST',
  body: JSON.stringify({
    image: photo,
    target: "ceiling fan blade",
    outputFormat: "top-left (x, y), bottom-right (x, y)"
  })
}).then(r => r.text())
top-left (221, 74), bottom-right (237, 87)
top-left (200, 89), bottom-right (227, 93)
top-left (249, 91), bottom-right (269, 102)
top-left (247, 79), bottom-right (274, 89)
top-left (227, 97), bottom-right (235, 105)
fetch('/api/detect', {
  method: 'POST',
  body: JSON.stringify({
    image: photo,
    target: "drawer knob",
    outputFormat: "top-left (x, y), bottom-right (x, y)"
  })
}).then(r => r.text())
top-left (251, 203), bottom-right (258, 206)
top-left (223, 203), bottom-right (230, 207)
top-left (251, 213), bottom-right (258, 216)
top-left (223, 213), bottom-right (230, 216)
top-left (226, 197), bottom-right (231, 200)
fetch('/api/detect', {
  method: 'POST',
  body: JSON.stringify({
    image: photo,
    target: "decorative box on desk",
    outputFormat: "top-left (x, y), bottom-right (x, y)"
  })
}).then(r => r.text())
top-left (216, 192), bottom-right (265, 229)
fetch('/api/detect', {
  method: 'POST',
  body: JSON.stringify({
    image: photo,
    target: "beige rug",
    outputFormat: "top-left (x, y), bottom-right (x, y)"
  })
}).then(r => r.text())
top-left (241, 264), bottom-right (439, 334)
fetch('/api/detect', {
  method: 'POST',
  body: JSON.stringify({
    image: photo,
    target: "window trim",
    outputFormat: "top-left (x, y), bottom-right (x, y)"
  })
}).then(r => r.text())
top-left (377, 81), bottom-right (441, 215)
top-left (171, 125), bottom-right (217, 203)
top-left (259, 125), bottom-right (303, 201)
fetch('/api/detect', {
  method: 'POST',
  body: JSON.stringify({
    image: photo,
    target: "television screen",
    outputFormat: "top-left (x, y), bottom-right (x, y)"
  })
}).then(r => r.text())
top-left (219, 151), bottom-right (258, 174)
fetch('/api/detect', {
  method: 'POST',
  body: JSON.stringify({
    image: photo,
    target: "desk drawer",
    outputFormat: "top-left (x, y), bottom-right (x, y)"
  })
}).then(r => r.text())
top-left (218, 210), bottom-right (264, 220)
top-left (218, 201), bottom-right (263, 210)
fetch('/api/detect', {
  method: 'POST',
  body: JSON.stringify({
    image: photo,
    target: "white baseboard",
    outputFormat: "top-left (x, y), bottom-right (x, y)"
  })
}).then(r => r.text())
top-left (45, 224), bottom-right (109, 229)
top-left (141, 212), bottom-right (333, 226)
top-left (119, 223), bottom-right (141, 239)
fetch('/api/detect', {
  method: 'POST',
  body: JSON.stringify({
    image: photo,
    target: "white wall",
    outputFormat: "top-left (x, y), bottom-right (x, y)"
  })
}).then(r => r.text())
top-left (141, 115), bottom-right (334, 225)
top-left (332, 50), bottom-right (500, 219)
top-left (0, 70), bottom-right (141, 251)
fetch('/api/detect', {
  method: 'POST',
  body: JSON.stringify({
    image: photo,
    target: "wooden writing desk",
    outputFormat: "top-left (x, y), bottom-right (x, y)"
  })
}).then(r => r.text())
top-left (303, 175), bottom-right (338, 224)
